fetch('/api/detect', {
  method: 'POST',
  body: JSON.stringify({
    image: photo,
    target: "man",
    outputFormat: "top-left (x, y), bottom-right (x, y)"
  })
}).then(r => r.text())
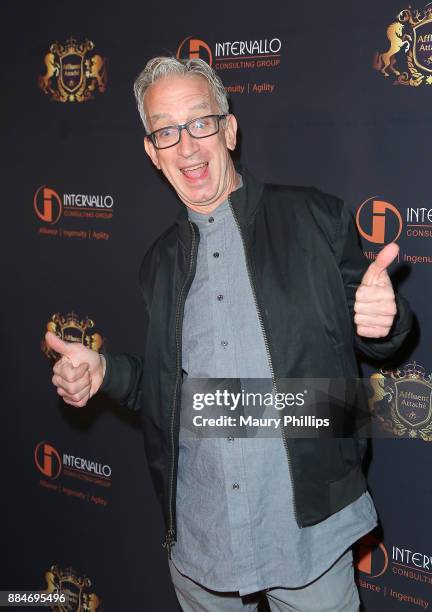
top-left (47, 56), bottom-right (412, 611)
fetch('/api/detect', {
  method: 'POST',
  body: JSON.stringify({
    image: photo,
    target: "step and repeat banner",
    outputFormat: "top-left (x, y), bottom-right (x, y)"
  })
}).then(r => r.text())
top-left (2, 0), bottom-right (431, 610)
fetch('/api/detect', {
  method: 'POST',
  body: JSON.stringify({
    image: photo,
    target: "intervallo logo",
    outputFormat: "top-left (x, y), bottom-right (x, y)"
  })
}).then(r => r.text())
top-left (355, 533), bottom-right (432, 606)
top-left (41, 312), bottom-right (103, 360)
top-left (356, 195), bottom-right (432, 265)
top-left (177, 37), bottom-right (213, 65)
top-left (177, 34), bottom-right (282, 96)
top-left (374, 4), bottom-right (432, 86)
top-left (34, 185), bottom-right (113, 240)
top-left (38, 37), bottom-right (107, 102)
top-left (356, 197), bottom-right (403, 245)
top-left (35, 440), bottom-right (112, 508)
top-left (355, 533), bottom-right (389, 579)
top-left (34, 441), bottom-right (62, 480)
top-left (43, 564), bottom-right (102, 611)
top-left (177, 34), bottom-right (281, 69)
top-left (368, 362), bottom-right (432, 441)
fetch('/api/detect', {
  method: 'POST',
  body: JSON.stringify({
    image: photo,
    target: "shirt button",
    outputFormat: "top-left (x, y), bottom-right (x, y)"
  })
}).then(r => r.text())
top-left (221, 340), bottom-right (229, 348)
top-left (217, 294), bottom-right (224, 301)
top-left (213, 251), bottom-right (220, 258)
top-left (227, 437), bottom-right (235, 442)
top-left (232, 483), bottom-right (240, 490)
top-left (208, 216), bottom-right (214, 223)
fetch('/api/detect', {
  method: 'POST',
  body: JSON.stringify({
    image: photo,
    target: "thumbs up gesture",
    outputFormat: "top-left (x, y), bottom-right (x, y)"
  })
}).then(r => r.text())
top-left (45, 331), bottom-right (106, 407)
top-left (354, 243), bottom-right (399, 338)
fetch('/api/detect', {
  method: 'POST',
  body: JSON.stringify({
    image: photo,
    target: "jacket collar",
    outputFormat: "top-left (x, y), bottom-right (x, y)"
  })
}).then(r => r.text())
top-left (176, 164), bottom-right (264, 250)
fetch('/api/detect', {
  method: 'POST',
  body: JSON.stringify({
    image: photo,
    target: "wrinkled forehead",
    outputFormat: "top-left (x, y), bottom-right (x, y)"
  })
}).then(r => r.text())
top-left (144, 74), bottom-right (219, 129)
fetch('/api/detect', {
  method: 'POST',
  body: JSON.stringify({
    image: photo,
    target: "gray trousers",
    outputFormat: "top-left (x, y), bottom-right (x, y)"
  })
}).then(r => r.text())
top-left (169, 548), bottom-right (360, 612)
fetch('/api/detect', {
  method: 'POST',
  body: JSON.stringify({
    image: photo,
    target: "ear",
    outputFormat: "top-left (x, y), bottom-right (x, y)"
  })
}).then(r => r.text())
top-left (144, 136), bottom-right (161, 170)
top-left (224, 114), bottom-right (238, 151)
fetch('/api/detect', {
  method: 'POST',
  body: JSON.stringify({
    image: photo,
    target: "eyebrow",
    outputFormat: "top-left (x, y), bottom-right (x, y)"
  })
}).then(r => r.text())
top-left (150, 101), bottom-right (212, 126)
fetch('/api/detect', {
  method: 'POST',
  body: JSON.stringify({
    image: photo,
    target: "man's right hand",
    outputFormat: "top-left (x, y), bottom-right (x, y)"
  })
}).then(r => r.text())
top-left (45, 331), bottom-right (106, 408)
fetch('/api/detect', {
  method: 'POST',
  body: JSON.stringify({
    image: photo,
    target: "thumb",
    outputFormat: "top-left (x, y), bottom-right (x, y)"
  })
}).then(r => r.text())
top-left (45, 331), bottom-right (77, 358)
top-left (361, 242), bottom-right (399, 286)
top-left (374, 242), bottom-right (399, 274)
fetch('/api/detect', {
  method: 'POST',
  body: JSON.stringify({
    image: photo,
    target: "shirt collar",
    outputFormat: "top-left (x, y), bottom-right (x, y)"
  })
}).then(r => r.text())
top-left (176, 165), bottom-right (265, 251)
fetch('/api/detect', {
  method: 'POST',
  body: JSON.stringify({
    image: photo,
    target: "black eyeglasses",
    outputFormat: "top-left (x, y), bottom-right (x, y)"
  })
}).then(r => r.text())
top-left (147, 114), bottom-right (227, 149)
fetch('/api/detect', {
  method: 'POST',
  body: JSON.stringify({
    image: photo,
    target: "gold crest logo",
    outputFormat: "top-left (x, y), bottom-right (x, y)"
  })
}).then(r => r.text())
top-left (38, 37), bottom-right (107, 102)
top-left (374, 4), bottom-right (432, 86)
top-left (42, 312), bottom-right (103, 359)
top-left (369, 362), bottom-right (432, 440)
top-left (44, 565), bottom-right (102, 611)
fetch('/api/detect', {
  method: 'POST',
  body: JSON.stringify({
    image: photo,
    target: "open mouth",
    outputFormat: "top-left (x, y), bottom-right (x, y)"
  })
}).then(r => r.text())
top-left (180, 162), bottom-right (209, 180)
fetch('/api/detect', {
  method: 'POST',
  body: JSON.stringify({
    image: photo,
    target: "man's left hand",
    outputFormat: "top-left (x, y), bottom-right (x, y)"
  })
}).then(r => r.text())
top-left (354, 243), bottom-right (399, 338)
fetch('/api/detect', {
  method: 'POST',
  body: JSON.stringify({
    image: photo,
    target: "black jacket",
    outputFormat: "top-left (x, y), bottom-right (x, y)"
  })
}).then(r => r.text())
top-left (101, 166), bottom-right (412, 553)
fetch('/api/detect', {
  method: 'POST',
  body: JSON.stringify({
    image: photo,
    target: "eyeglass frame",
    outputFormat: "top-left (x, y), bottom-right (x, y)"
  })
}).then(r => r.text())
top-left (146, 114), bottom-right (228, 149)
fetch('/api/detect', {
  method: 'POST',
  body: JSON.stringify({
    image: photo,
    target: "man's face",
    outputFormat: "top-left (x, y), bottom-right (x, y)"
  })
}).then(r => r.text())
top-left (143, 74), bottom-right (238, 213)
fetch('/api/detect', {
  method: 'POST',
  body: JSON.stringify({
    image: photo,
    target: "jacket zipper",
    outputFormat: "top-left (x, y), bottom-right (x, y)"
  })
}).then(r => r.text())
top-left (228, 195), bottom-right (300, 527)
top-left (163, 220), bottom-right (198, 557)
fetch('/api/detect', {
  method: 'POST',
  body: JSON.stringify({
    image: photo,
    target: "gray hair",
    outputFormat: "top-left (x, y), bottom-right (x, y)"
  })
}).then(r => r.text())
top-left (133, 56), bottom-right (229, 133)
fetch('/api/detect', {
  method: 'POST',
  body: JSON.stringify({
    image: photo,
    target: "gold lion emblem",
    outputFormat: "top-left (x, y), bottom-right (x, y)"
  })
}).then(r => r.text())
top-left (374, 21), bottom-right (412, 77)
top-left (38, 38), bottom-right (107, 102)
top-left (374, 5), bottom-right (432, 86)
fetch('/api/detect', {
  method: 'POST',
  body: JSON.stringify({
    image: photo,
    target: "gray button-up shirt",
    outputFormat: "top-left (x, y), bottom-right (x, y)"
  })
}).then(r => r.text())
top-left (171, 183), bottom-right (377, 595)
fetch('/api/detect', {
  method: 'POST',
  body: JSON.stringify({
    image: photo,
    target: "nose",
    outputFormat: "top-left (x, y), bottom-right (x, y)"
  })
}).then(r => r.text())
top-left (176, 127), bottom-right (200, 157)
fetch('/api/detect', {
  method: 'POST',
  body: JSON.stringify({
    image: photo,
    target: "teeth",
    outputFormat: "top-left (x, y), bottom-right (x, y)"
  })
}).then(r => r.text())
top-left (181, 162), bottom-right (207, 173)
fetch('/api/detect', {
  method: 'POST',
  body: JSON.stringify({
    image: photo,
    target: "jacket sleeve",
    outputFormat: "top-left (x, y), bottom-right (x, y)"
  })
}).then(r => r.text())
top-left (98, 351), bottom-right (144, 411)
top-left (334, 198), bottom-right (412, 360)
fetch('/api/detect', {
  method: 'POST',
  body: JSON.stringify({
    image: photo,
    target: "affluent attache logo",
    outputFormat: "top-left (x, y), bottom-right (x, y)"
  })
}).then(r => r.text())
top-left (374, 4), bottom-right (432, 86)
top-left (369, 362), bottom-right (432, 440)
top-left (44, 565), bottom-right (102, 611)
top-left (41, 312), bottom-right (103, 359)
top-left (38, 37), bottom-right (107, 102)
